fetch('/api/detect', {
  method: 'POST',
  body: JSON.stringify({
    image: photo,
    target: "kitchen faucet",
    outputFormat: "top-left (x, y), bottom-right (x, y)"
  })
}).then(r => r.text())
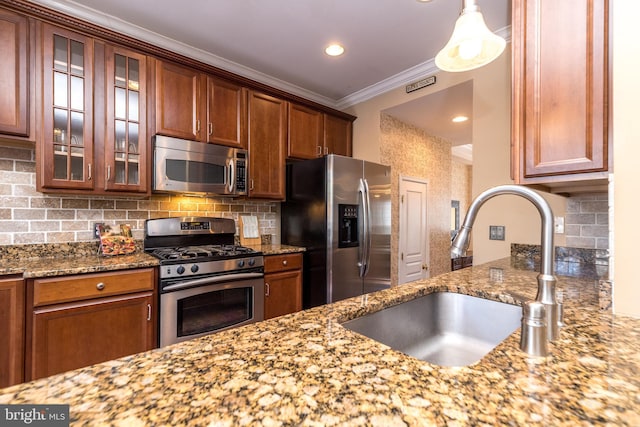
top-left (450, 184), bottom-right (563, 350)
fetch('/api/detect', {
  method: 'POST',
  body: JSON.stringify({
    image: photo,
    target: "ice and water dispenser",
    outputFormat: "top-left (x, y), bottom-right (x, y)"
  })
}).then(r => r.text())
top-left (338, 204), bottom-right (359, 248)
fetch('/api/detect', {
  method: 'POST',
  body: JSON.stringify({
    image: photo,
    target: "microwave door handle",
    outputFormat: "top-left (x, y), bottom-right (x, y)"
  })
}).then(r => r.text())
top-left (228, 159), bottom-right (235, 193)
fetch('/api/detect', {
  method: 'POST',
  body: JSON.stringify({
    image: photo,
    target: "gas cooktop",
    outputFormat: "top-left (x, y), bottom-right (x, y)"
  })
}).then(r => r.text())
top-left (148, 244), bottom-right (260, 262)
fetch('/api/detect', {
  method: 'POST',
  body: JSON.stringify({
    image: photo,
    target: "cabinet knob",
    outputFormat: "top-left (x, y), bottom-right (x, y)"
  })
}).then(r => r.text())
top-left (422, 264), bottom-right (429, 271)
top-left (96, 282), bottom-right (105, 290)
top-left (282, 260), bottom-right (288, 266)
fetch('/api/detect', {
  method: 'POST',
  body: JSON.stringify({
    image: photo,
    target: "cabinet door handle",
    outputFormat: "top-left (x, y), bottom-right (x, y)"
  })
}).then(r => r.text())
top-left (324, 146), bottom-right (329, 155)
top-left (282, 260), bottom-right (288, 266)
top-left (106, 165), bottom-right (111, 181)
top-left (250, 179), bottom-right (255, 191)
top-left (147, 303), bottom-right (152, 321)
top-left (196, 119), bottom-right (201, 133)
top-left (316, 145), bottom-right (322, 156)
top-left (265, 283), bottom-right (270, 297)
top-left (208, 122), bottom-right (213, 136)
top-left (96, 282), bottom-right (105, 291)
top-left (87, 163), bottom-right (92, 180)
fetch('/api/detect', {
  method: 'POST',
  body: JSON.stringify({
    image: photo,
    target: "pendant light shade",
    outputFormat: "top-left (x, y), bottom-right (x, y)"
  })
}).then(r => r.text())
top-left (435, 0), bottom-right (506, 72)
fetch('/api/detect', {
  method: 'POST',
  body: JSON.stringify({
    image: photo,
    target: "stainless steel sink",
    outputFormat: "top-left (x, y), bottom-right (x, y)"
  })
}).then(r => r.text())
top-left (342, 292), bottom-right (522, 367)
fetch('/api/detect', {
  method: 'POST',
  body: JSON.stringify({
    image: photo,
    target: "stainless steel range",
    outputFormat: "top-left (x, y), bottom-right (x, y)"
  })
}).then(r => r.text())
top-left (144, 217), bottom-right (264, 347)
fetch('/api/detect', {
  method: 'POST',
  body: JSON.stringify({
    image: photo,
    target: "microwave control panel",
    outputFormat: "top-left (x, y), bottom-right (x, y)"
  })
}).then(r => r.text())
top-left (235, 153), bottom-right (247, 194)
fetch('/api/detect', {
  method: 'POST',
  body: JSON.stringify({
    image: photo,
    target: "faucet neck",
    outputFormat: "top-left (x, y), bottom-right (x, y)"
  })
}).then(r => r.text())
top-left (452, 185), bottom-right (555, 276)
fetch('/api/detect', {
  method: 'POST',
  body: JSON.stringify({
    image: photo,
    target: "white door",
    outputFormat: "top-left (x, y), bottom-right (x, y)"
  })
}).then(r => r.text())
top-left (398, 176), bottom-right (429, 284)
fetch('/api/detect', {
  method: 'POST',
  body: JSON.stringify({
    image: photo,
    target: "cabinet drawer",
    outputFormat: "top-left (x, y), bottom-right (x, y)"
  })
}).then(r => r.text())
top-left (264, 253), bottom-right (303, 273)
top-left (33, 268), bottom-right (155, 307)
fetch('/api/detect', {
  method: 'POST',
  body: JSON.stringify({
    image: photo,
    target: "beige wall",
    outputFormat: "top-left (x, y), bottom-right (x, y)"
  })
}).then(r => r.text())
top-left (380, 114), bottom-right (452, 282)
top-left (347, 48), bottom-right (567, 273)
top-left (612, 1), bottom-right (640, 318)
top-left (451, 159), bottom-right (472, 236)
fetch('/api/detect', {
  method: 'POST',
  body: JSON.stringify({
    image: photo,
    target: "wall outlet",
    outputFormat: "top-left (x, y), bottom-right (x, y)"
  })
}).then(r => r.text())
top-left (554, 216), bottom-right (565, 234)
top-left (489, 225), bottom-right (505, 241)
top-left (93, 222), bottom-right (104, 239)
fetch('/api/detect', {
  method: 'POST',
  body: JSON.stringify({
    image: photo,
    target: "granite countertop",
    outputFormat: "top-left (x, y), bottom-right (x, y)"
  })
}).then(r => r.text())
top-left (1, 257), bottom-right (638, 426)
top-left (0, 243), bottom-right (305, 278)
top-left (248, 244), bottom-right (305, 256)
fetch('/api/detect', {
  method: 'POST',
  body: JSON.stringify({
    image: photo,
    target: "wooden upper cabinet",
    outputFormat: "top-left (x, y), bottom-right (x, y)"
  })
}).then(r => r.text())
top-left (206, 75), bottom-right (246, 148)
top-left (287, 104), bottom-right (353, 160)
top-left (155, 60), bottom-right (205, 141)
top-left (155, 60), bottom-right (247, 147)
top-left (103, 44), bottom-right (148, 193)
top-left (0, 9), bottom-right (29, 137)
top-left (39, 23), bottom-right (94, 191)
top-left (324, 114), bottom-right (352, 157)
top-left (512, 0), bottom-right (609, 184)
top-left (247, 90), bottom-right (286, 199)
top-left (287, 103), bottom-right (323, 159)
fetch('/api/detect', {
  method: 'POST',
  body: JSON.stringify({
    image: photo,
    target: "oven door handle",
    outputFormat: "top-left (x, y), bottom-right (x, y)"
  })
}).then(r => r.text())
top-left (162, 272), bottom-right (264, 292)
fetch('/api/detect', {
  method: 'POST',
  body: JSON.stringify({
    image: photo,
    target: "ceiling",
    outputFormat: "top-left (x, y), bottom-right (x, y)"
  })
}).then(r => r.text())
top-left (33, 0), bottom-right (511, 146)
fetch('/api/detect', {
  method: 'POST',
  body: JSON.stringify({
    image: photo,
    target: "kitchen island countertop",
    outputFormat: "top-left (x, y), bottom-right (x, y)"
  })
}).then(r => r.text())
top-left (1, 257), bottom-right (638, 426)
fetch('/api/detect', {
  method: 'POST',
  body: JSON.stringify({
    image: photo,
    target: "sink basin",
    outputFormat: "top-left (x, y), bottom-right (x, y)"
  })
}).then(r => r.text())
top-left (342, 292), bottom-right (521, 367)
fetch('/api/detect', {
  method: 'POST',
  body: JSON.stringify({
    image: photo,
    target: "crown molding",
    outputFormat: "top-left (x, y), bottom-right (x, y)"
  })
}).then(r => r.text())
top-left (27, 0), bottom-right (338, 108)
top-left (27, 0), bottom-right (510, 111)
top-left (336, 26), bottom-right (511, 110)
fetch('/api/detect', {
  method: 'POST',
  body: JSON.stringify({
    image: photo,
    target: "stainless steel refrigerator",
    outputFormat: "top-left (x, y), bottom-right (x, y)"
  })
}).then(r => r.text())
top-left (281, 155), bottom-right (391, 308)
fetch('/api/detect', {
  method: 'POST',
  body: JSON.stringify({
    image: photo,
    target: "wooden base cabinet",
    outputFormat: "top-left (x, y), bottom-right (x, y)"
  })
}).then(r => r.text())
top-left (264, 253), bottom-right (302, 320)
top-left (26, 268), bottom-right (156, 381)
top-left (0, 276), bottom-right (25, 388)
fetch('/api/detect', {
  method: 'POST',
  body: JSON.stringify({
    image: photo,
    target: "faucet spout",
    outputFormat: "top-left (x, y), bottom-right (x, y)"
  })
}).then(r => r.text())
top-left (450, 184), bottom-right (562, 345)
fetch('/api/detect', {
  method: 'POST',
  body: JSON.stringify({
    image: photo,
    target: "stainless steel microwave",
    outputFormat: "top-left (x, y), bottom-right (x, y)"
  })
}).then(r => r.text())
top-left (153, 135), bottom-right (247, 196)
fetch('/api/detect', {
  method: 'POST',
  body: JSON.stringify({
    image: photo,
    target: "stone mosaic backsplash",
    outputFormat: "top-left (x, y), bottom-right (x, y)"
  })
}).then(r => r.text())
top-left (511, 243), bottom-right (611, 311)
top-left (511, 243), bottom-right (609, 265)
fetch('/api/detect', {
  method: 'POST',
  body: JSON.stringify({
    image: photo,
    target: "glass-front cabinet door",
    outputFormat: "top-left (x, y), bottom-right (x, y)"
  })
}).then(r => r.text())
top-left (104, 45), bottom-right (147, 192)
top-left (41, 24), bottom-right (94, 190)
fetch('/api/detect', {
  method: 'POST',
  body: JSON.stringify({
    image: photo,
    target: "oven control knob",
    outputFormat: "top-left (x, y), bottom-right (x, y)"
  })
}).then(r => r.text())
top-left (191, 265), bottom-right (199, 274)
top-left (237, 260), bottom-right (245, 268)
top-left (248, 258), bottom-right (256, 267)
top-left (176, 265), bottom-right (186, 275)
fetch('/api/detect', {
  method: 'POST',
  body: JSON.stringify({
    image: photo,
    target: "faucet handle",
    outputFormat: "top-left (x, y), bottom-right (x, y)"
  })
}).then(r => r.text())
top-left (520, 301), bottom-right (549, 357)
top-left (555, 290), bottom-right (565, 328)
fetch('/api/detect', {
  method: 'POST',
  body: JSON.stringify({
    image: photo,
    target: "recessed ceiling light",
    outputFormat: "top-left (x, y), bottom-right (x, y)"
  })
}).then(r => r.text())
top-left (452, 115), bottom-right (469, 123)
top-left (325, 44), bottom-right (345, 57)
top-left (416, 0), bottom-right (433, 2)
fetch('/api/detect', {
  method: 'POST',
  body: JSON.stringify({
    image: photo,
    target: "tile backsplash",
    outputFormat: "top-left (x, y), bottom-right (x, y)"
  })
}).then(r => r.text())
top-left (0, 144), bottom-right (278, 245)
top-left (565, 194), bottom-right (609, 250)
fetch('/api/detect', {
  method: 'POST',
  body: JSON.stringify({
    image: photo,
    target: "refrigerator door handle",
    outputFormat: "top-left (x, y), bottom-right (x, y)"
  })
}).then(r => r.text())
top-left (357, 178), bottom-right (369, 278)
top-left (363, 178), bottom-right (372, 277)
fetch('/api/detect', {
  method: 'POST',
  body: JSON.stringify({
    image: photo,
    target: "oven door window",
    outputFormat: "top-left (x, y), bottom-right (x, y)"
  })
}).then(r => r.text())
top-left (166, 159), bottom-right (225, 185)
top-left (177, 287), bottom-right (252, 337)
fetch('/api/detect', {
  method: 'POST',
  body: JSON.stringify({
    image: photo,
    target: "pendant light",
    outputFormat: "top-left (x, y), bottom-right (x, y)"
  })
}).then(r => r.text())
top-left (435, 0), bottom-right (506, 72)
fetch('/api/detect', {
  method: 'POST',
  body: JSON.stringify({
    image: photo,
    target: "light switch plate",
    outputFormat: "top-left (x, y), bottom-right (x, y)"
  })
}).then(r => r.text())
top-left (554, 216), bottom-right (565, 234)
top-left (489, 225), bottom-right (505, 241)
